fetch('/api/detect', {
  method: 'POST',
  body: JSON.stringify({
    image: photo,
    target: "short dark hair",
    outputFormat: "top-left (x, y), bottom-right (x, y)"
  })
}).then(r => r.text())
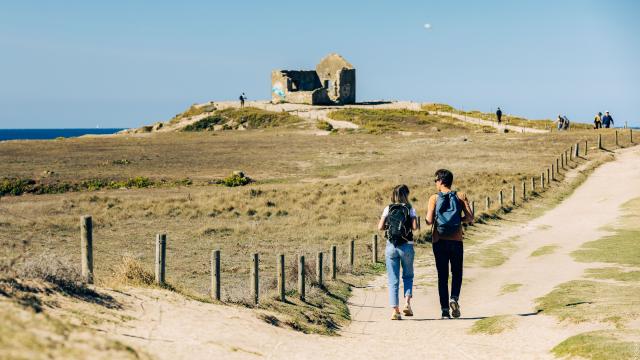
top-left (435, 169), bottom-right (453, 187)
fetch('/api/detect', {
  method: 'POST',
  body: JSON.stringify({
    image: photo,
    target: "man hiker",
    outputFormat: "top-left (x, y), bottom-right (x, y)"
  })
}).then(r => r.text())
top-left (602, 111), bottom-right (614, 128)
top-left (239, 93), bottom-right (246, 108)
top-left (496, 107), bottom-right (502, 124)
top-left (425, 169), bottom-right (474, 319)
top-left (594, 112), bottom-right (602, 129)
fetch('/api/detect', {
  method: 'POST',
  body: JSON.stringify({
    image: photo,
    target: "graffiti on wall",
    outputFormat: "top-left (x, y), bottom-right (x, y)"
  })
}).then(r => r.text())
top-left (272, 82), bottom-right (285, 99)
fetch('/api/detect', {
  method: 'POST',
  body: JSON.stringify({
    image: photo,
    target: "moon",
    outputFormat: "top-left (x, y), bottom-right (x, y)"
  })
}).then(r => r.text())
top-left (424, 23), bottom-right (432, 30)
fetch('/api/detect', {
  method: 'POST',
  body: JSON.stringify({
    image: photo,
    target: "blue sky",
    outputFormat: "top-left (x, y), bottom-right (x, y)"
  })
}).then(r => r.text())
top-left (1, 0), bottom-right (638, 128)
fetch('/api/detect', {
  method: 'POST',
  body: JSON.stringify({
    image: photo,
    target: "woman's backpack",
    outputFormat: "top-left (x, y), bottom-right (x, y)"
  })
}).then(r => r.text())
top-left (435, 192), bottom-right (462, 237)
top-left (385, 204), bottom-right (413, 246)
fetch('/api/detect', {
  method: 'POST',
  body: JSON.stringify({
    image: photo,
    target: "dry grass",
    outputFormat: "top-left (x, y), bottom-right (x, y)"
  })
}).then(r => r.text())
top-left (0, 115), bottom-right (632, 310)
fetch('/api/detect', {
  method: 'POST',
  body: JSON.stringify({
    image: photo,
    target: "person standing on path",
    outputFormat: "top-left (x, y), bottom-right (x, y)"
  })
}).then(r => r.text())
top-left (425, 169), bottom-right (473, 319)
top-left (496, 107), bottom-right (503, 124)
top-left (594, 112), bottom-right (603, 129)
top-left (239, 93), bottom-right (246, 108)
top-left (377, 184), bottom-right (418, 320)
top-left (602, 111), bottom-right (614, 128)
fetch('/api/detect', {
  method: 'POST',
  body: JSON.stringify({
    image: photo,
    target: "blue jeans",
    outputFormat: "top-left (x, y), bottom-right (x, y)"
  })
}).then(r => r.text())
top-left (385, 241), bottom-right (415, 308)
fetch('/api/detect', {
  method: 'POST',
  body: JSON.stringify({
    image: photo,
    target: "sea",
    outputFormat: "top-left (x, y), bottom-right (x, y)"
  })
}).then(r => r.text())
top-left (0, 128), bottom-right (125, 141)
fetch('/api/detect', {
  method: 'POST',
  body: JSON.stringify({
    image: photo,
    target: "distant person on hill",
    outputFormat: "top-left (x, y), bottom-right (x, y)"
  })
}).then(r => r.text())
top-left (594, 112), bottom-right (603, 129)
top-left (555, 115), bottom-right (565, 131)
top-left (377, 184), bottom-right (418, 320)
top-left (562, 115), bottom-right (570, 130)
top-left (425, 169), bottom-right (474, 319)
top-left (602, 111), bottom-right (614, 128)
top-left (496, 107), bottom-right (503, 124)
top-left (239, 93), bottom-right (246, 108)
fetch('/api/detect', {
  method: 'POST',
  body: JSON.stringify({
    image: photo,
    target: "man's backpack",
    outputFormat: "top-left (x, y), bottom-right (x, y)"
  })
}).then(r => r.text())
top-left (385, 204), bottom-right (413, 247)
top-left (435, 192), bottom-right (462, 237)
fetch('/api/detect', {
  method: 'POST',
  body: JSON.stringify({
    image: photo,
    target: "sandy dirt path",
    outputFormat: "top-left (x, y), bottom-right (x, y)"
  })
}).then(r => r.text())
top-left (433, 111), bottom-right (549, 134)
top-left (106, 145), bottom-right (640, 359)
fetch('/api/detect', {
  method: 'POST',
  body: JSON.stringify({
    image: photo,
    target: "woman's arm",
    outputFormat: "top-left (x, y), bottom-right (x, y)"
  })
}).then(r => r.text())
top-left (377, 216), bottom-right (386, 231)
top-left (412, 217), bottom-right (418, 231)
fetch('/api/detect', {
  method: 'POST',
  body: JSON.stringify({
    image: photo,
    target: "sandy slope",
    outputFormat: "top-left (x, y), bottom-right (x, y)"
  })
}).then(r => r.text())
top-left (103, 145), bottom-right (640, 359)
top-left (135, 100), bottom-right (542, 134)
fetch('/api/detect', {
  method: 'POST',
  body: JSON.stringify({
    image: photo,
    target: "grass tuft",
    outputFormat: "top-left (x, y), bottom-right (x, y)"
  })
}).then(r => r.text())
top-left (552, 330), bottom-right (640, 360)
top-left (529, 244), bottom-right (559, 257)
top-left (469, 315), bottom-right (517, 335)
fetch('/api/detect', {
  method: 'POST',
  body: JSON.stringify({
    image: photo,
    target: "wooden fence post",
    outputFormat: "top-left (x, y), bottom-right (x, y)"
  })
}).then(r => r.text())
top-left (498, 190), bottom-right (504, 208)
top-left (298, 254), bottom-right (305, 301)
top-left (80, 215), bottom-right (94, 284)
top-left (211, 250), bottom-right (221, 301)
top-left (541, 173), bottom-right (545, 190)
top-left (372, 234), bottom-right (378, 264)
top-left (522, 180), bottom-right (527, 201)
top-left (585, 140), bottom-right (588, 155)
top-left (615, 130), bottom-right (619, 147)
top-left (349, 239), bottom-right (355, 272)
top-left (251, 253), bottom-right (259, 305)
top-left (278, 254), bottom-right (285, 302)
top-left (471, 200), bottom-right (475, 215)
top-left (556, 158), bottom-right (560, 174)
top-left (575, 143), bottom-right (580, 158)
top-left (598, 134), bottom-right (603, 149)
top-left (631, 129), bottom-right (634, 144)
top-left (155, 234), bottom-right (167, 285)
top-left (547, 168), bottom-right (551, 184)
top-left (316, 252), bottom-right (323, 286)
top-left (330, 245), bottom-right (337, 280)
top-left (531, 177), bottom-right (536, 193)
top-left (511, 185), bottom-right (516, 205)
top-left (551, 164), bottom-right (555, 181)
top-left (485, 196), bottom-right (490, 211)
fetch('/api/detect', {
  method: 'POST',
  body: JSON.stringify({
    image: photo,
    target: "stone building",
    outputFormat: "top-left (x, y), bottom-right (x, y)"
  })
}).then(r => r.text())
top-left (271, 53), bottom-right (356, 105)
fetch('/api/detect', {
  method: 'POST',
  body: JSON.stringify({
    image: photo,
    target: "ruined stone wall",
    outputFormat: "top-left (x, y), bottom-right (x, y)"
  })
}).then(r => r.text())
top-left (271, 53), bottom-right (355, 105)
top-left (338, 69), bottom-right (356, 104)
top-left (281, 71), bottom-right (321, 91)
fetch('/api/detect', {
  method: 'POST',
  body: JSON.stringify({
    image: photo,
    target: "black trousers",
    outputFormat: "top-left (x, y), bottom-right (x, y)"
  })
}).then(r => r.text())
top-left (432, 240), bottom-right (463, 310)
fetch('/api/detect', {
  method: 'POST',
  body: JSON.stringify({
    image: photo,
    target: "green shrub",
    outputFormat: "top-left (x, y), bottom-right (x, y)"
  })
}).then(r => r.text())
top-left (219, 173), bottom-right (251, 187)
top-left (0, 178), bottom-right (33, 196)
top-left (183, 115), bottom-right (225, 131)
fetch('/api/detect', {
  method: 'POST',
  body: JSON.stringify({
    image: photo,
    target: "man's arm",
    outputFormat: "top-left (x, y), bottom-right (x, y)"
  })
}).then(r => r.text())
top-left (425, 195), bottom-right (436, 225)
top-left (460, 194), bottom-right (474, 224)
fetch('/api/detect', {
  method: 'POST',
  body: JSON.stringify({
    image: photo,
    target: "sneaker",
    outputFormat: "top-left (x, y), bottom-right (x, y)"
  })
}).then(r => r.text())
top-left (391, 312), bottom-right (402, 320)
top-left (403, 304), bottom-right (413, 317)
top-left (441, 309), bottom-right (451, 319)
top-left (449, 299), bottom-right (461, 318)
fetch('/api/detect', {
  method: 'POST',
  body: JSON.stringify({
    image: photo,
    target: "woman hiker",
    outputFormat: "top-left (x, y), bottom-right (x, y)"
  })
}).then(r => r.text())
top-left (377, 184), bottom-right (418, 320)
top-left (426, 169), bottom-right (474, 319)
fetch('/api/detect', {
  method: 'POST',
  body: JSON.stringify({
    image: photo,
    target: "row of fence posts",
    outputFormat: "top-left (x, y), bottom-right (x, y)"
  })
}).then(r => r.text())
top-left (77, 131), bottom-right (635, 299)
top-left (473, 130), bottom-right (635, 213)
top-left (78, 214), bottom-right (389, 304)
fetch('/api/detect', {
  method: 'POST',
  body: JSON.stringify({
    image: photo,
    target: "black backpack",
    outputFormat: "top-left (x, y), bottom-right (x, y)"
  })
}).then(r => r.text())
top-left (385, 204), bottom-right (413, 247)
